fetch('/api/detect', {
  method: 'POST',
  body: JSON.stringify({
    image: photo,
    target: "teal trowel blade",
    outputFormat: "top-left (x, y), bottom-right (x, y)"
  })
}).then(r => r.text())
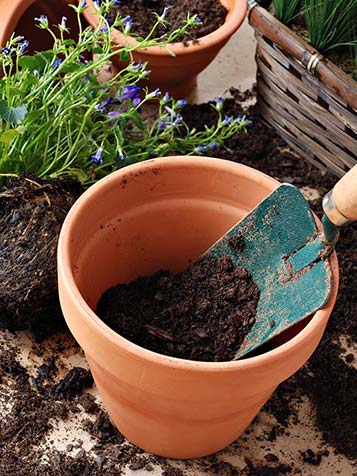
top-left (206, 184), bottom-right (333, 360)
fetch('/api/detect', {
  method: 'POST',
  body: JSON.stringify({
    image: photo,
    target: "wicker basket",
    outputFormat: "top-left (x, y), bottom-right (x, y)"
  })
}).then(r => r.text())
top-left (248, 1), bottom-right (357, 177)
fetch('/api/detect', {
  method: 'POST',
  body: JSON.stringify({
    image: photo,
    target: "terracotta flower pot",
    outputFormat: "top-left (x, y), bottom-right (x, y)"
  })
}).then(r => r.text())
top-left (0, 0), bottom-right (79, 53)
top-left (58, 157), bottom-right (338, 459)
top-left (82, 0), bottom-right (248, 97)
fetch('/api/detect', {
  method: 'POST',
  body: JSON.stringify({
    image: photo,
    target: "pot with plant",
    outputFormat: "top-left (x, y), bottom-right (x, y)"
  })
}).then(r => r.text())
top-left (57, 156), bottom-right (340, 458)
top-left (81, 0), bottom-right (248, 98)
top-left (0, 0), bottom-right (80, 53)
top-left (0, 3), bottom-right (247, 335)
top-left (248, 0), bottom-right (357, 177)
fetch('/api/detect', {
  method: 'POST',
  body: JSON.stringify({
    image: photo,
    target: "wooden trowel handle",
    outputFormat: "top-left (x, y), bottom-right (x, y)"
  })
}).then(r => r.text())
top-left (324, 165), bottom-right (357, 225)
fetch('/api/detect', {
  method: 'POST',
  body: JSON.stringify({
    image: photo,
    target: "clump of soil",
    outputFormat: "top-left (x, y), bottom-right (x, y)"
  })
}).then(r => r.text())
top-left (96, 254), bottom-right (260, 362)
top-left (108, 0), bottom-right (227, 43)
top-left (0, 176), bottom-right (82, 340)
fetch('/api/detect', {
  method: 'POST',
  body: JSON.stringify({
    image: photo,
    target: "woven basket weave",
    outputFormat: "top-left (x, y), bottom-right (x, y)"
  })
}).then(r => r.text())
top-left (248, 2), bottom-right (357, 177)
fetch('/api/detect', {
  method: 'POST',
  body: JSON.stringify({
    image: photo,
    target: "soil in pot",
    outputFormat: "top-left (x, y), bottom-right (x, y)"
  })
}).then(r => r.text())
top-left (107, 0), bottom-right (228, 43)
top-left (96, 254), bottom-right (260, 362)
top-left (0, 176), bottom-right (82, 341)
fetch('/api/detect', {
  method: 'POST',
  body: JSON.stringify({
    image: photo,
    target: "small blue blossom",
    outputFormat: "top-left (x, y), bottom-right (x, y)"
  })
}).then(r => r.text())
top-left (108, 110), bottom-right (121, 121)
top-left (117, 150), bottom-right (126, 161)
top-left (91, 147), bottom-right (103, 165)
top-left (131, 60), bottom-right (143, 71)
top-left (176, 99), bottom-right (187, 108)
top-left (95, 96), bottom-right (113, 113)
top-left (123, 16), bottom-right (134, 34)
top-left (208, 142), bottom-right (217, 150)
top-left (101, 24), bottom-right (109, 33)
top-left (52, 58), bottom-right (62, 69)
top-left (79, 0), bottom-right (87, 8)
top-left (113, 0), bottom-right (121, 5)
top-left (245, 119), bottom-right (253, 128)
top-left (157, 120), bottom-right (166, 131)
top-left (13, 36), bottom-right (25, 43)
top-left (105, 16), bottom-right (114, 26)
top-left (133, 97), bottom-right (141, 107)
top-left (60, 16), bottom-right (67, 30)
top-left (162, 92), bottom-right (171, 103)
top-left (235, 114), bottom-right (244, 122)
top-left (1, 47), bottom-right (11, 55)
top-left (118, 85), bottom-right (141, 102)
top-left (215, 96), bottom-right (223, 111)
top-left (35, 15), bottom-right (48, 29)
top-left (195, 144), bottom-right (207, 153)
top-left (19, 40), bottom-right (29, 54)
top-left (193, 16), bottom-right (202, 23)
top-left (161, 5), bottom-right (170, 19)
top-left (147, 88), bottom-right (161, 99)
top-left (93, 1), bottom-right (101, 11)
top-left (173, 114), bottom-right (183, 126)
top-left (222, 115), bottom-right (232, 125)
top-left (33, 69), bottom-right (40, 78)
top-left (79, 55), bottom-right (89, 64)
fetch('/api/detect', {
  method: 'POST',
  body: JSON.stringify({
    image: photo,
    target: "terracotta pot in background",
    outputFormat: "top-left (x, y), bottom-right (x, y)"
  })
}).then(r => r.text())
top-left (58, 157), bottom-right (338, 459)
top-left (82, 0), bottom-right (248, 97)
top-left (0, 0), bottom-right (79, 53)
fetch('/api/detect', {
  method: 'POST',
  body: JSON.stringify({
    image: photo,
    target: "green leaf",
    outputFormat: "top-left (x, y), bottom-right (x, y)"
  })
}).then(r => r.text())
top-left (0, 129), bottom-right (19, 145)
top-left (93, 47), bottom-right (104, 54)
top-left (128, 111), bottom-right (144, 130)
top-left (120, 50), bottom-right (129, 62)
top-left (69, 168), bottom-right (89, 183)
top-left (0, 101), bottom-right (28, 125)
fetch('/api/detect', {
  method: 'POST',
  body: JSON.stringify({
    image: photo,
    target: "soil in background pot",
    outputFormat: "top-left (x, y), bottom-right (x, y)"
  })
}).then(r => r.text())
top-left (0, 176), bottom-right (83, 341)
top-left (107, 0), bottom-right (227, 43)
top-left (96, 254), bottom-right (260, 362)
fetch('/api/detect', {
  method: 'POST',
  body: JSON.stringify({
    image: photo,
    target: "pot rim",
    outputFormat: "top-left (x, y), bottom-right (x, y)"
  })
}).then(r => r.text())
top-left (58, 156), bottom-right (339, 371)
top-left (82, 0), bottom-right (248, 56)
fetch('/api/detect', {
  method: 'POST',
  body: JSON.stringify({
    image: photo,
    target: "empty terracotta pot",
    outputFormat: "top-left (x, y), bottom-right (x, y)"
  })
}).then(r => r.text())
top-left (58, 157), bottom-right (338, 459)
top-left (0, 0), bottom-right (79, 53)
top-left (82, 0), bottom-right (247, 97)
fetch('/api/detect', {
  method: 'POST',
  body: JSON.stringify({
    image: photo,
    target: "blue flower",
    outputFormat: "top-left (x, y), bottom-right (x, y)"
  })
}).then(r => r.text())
top-left (208, 142), bottom-right (217, 150)
top-left (195, 144), bottom-right (207, 153)
top-left (91, 147), bottom-right (103, 164)
top-left (157, 120), bottom-right (166, 131)
top-left (35, 15), bottom-right (48, 29)
top-left (79, 0), bottom-right (87, 8)
top-left (160, 5), bottom-right (170, 20)
top-left (108, 110), bottom-right (121, 121)
top-left (162, 92), bottom-right (171, 103)
top-left (93, 0), bottom-right (100, 11)
top-left (0, 47), bottom-right (11, 55)
top-left (131, 60), bottom-right (143, 71)
top-left (117, 150), bottom-right (126, 161)
top-left (101, 24), bottom-right (109, 33)
top-left (113, 0), bottom-right (121, 5)
top-left (133, 97), bottom-right (141, 107)
top-left (52, 58), bottom-right (62, 69)
top-left (176, 99), bottom-right (187, 108)
top-left (19, 40), bottom-right (29, 54)
top-left (193, 16), bottom-right (202, 23)
top-left (60, 16), bottom-right (67, 30)
top-left (123, 16), bottom-right (134, 34)
top-left (147, 88), bottom-right (161, 99)
top-left (222, 115), bottom-right (232, 125)
top-left (118, 85), bottom-right (141, 102)
top-left (95, 96), bottom-right (113, 113)
top-left (33, 69), bottom-right (40, 78)
top-left (215, 96), bottom-right (223, 111)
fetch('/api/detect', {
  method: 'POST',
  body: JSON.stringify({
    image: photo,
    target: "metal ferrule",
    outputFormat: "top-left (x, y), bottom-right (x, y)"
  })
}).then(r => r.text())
top-left (322, 190), bottom-right (351, 227)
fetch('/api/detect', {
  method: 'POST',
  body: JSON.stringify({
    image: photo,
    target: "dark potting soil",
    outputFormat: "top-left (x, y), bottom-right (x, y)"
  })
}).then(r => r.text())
top-left (108, 0), bottom-right (227, 43)
top-left (0, 176), bottom-right (82, 340)
top-left (96, 255), bottom-right (260, 362)
top-left (0, 90), bottom-right (356, 475)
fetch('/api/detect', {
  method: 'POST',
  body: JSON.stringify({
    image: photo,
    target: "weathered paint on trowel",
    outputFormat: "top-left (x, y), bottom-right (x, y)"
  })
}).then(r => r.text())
top-left (206, 184), bottom-right (334, 360)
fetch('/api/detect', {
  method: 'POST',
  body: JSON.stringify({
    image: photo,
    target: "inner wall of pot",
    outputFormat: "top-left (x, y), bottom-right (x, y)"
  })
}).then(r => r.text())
top-left (70, 160), bottom-right (278, 328)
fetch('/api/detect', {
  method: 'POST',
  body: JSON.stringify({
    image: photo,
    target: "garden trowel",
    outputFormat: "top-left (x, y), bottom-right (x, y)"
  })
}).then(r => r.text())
top-left (205, 165), bottom-right (357, 359)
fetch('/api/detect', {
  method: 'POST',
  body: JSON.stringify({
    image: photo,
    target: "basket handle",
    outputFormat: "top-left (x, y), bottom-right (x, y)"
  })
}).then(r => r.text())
top-left (248, 3), bottom-right (357, 110)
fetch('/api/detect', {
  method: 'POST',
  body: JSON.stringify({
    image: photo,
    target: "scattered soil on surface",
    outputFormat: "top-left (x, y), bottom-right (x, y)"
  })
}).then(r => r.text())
top-left (96, 255), bottom-right (260, 362)
top-left (0, 90), bottom-right (356, 474)
top-left (0, 177), bottom-right (82, 340)
top-left (108, 0), bottom-right (227, 43)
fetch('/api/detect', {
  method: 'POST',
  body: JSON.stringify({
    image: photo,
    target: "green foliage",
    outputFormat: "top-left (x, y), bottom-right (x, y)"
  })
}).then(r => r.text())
top-left (273, 0), bottom-right (302, 25)
top-left (0, 1), bottom-right (250, 186)
top-left (304, 0), bottom-right (357, 54)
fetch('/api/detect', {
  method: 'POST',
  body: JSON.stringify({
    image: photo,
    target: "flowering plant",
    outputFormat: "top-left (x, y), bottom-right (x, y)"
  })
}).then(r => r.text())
top-left (0, 0), bottom-right (251, 185)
